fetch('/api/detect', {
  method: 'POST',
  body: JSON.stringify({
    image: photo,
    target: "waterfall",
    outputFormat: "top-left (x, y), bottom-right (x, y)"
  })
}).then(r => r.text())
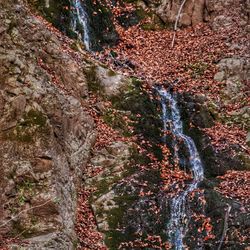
top-left (71, 0), bottom-right (91, 51)
top-left (157, 87), bottom-right (204, 249)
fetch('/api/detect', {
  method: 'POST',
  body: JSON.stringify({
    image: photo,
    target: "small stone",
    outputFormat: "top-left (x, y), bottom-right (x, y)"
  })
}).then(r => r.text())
top-left (95, 102), bottom-right (106, 114)
top-left (195, 94), bottom-right (206, 103)
top-left (246, 132), bottom-right (250, 146)
top-left (4, 180), bottom-right (16, 197)
top-left (245, 25), bottom-right (250, 33)
top-left (214, 71), bottom-right (225, 82)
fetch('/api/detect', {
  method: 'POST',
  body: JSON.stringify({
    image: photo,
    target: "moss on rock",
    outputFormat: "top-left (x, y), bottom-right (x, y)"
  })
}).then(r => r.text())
top-left (2, 109), bottom-right (49, 143)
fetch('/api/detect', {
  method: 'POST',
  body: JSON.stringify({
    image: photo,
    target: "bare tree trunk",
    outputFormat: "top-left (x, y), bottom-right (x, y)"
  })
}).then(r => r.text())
top-left (217, 204), bottom-right (231, 250)
top-left (171, 0), bottom-right (188, 48)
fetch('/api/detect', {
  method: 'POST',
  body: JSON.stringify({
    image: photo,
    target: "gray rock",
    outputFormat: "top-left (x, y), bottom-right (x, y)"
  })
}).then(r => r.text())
top-left (96, 66), bottom-right (131, 97)
top-left (247, 132), bottom-right (250, 146)
top-left (214, 71), bottom-right (225, 82)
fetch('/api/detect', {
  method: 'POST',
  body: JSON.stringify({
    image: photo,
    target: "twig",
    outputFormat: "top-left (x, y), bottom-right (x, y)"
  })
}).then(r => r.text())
top-left (0, 199), bottom-right (52, 228)
top-left (171, 0), bottom-right (188, 48)
top-left (217, 204), bottom-right (231, 250)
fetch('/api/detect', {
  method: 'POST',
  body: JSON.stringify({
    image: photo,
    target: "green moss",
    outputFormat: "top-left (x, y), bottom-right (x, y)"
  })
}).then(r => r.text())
top-left (238, 153), bottom-right (250, 170)
top-left (129, 144), bottom-right (151, 165)
top-left (110, 77), bottom-right (163, 161)
top-left (186, 62), bottom-right (208, 78)
top-left (2, 109), bottom-right (48, 143)
top-left (107, 204), bottom-right (129, 231)
top-left (7, 19), bottom-right (17, 34)
top-left (17, 180), bottom-right (36, 205)
top-left (141, 23), bottom-right (157, 31)
top-left (91, 164), bottom-right (136, 201)
top-left (92, 178), bottom-right (113, 199)
top-left (12, 218), bottom-right (39, 238)
top-left (22, 110), bottom-right (47, 127)
top-left (104, 195), bottom-right (138, 249)
top-left (104, 230), bottom-right (132, 250)
top-left (28, 0), bottom-right (74, 39)
top-left (102, 109), bottom-right (133, 137)
top-left (85, 65), bottom-right (104, 94)
top-left (107, 69), bottom-right (116, 77)
top-left (70, 41), bottom-right (80, 51)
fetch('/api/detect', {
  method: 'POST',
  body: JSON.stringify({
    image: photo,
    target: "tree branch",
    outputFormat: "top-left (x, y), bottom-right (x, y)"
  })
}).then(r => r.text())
top-left (171, 0), bottom-right (188, 48)
top-left (217, 204), bottom-right (231, 250)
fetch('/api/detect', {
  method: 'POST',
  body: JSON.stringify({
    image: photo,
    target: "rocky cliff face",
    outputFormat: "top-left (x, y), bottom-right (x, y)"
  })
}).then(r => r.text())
top-left (0, 0), bottom-right (97, 248)
top-left (0, 0), bottom-right (249, 249)
top-left (144, 0), bottom-right (250, 29)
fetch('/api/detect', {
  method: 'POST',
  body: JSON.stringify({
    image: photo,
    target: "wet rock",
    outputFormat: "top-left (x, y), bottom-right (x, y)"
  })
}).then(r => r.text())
top-left (69, 0), bottom-right (119, 50)
top-left (117, 11), bottom-right (141, 28)
top-left (178, 93), bottom-right (247, 176)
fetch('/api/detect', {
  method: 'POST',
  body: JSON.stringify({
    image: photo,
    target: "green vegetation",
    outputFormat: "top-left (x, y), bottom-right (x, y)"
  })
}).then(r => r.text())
top-left (104, 195), bottom-right (137, 250)
top-left (102, 108), bottom-right (133, 137)
top-left (107, 69), bottom-right (116, 77)
top-left (110, 78), bottom-right (163, 160)
top-left (27, 0), bottom-right (76, 39)
top-left (2, 109), bottom-right (48, 143)
top-left (17, 180), bottom-right (36, 205)
top-left (85, 65), bottom-right (104, 94)
top-left (186, 62), bottom-right (208, 78)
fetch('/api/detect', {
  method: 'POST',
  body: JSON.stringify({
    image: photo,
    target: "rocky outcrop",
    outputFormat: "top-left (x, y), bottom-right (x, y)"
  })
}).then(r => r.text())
top-left (87, 141), bottom-right (167, 250)
top-left (214, 57), bottom-right (250, 129)
top-left (28, 0), bottom-right (119, 51)
top-left (144, 0), bottom-right (250, 29)
top-left (178, 94), bottom-right (247, 176)
top-left (0, 0), bottom-right (97, 248)
top-left (155, 0), bottom-right (205, 27)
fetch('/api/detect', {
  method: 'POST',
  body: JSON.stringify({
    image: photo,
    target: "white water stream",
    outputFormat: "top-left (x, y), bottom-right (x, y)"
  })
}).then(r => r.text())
top-left (157, 87), bottom-right (204, 249)
top-left (71, 0), bottom-right (91, 50)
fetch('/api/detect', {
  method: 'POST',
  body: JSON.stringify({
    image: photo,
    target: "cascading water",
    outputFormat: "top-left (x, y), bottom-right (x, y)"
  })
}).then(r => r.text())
top-left (71, 0), bottom-right (91, 51)
top-left (157, 87), bottom-right (204, 249)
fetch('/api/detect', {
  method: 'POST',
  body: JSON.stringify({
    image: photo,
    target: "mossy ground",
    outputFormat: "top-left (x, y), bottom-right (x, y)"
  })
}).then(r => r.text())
top-left (88, 78), bottom-right (166, 249)
top-left (110, 78), bottom-right (163, 160)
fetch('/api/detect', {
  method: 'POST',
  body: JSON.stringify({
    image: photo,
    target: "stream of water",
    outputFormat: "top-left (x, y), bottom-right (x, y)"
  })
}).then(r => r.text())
top-left (157, 87), bottom-right (204, 250)
top-left (71, 0), bottom-right (91, 50)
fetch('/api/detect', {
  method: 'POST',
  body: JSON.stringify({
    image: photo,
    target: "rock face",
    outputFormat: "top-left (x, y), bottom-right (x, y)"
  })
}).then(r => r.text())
top-left (155, 0), bottom-right (205, 27)
top-left (1, 0), bottom-right (249, 249)
top-left (0, 0), bottom-right (97, 248)
top-left (144, 0), bottom-right (205, 27)
top-left (95, 66), bottom-right (132, 97)
top-left (77, 0), bottom-right (118, 50)
top-left (178, 94), bottom-right (247, 176)
top-left (144, 0), bottom-right (250, 28)
top-left (28, 0), bottom-right (119, 51)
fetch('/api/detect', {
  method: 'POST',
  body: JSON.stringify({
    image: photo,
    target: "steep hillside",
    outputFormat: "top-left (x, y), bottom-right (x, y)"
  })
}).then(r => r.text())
top-left (0, 0), bottom-right (249, 249)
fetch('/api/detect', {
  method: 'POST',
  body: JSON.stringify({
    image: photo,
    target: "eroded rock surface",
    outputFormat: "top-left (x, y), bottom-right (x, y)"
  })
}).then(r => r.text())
top-left (0, 1), bottom-right (97, 248)
top-left (144, 0), bottom-right (250, 29)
